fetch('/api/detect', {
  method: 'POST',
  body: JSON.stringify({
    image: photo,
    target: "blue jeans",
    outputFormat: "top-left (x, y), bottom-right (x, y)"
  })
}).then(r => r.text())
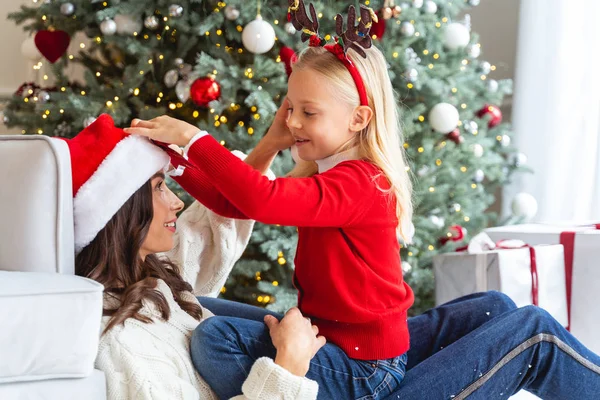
top-left (194, 292), bottom-right (600, 399)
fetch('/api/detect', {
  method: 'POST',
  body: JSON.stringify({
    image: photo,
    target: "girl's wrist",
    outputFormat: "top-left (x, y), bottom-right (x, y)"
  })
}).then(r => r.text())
top-left (274, 351), bottom-right (310, 377)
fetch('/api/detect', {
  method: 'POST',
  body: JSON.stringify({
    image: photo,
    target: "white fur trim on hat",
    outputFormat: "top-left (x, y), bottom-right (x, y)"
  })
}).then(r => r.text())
top-left (73, 135), bottom-right (169, 253)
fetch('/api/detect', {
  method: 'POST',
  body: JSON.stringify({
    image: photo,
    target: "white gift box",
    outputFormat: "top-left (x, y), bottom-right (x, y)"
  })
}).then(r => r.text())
top-left (486, 224), bottom-right (600, 355)
top-left (434, 235), bottom-right (568, 327)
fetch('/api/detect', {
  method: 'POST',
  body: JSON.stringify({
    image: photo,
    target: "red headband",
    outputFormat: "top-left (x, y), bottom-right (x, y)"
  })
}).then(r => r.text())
top-left (288, 0), bottom-right (376, 107)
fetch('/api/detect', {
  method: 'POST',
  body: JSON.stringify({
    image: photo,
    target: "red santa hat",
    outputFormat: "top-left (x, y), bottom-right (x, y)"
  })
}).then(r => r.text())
top-left (59, 114), bottom-right (169, 253)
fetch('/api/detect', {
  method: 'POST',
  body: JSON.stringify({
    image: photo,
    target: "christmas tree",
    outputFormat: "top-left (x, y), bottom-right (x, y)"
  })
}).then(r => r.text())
top-left (4, 0), bottom-right (525, 315)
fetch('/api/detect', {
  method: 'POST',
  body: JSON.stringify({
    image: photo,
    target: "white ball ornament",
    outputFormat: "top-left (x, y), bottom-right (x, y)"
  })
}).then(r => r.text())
top-left (285, 22), bottom-right (296, 35)
top-left (429, 215), bottom-right (445, 229)
top-left (472, 143), bottom-right (484, 158)
top-left (511, 193), bottom-right (538, 221)
top-left (60, 2), bottom-right (75, 16)
top-left (114, 15), bottom-right (142, 35)
top-left (412, 0), bottom-right (424, 8)
top-left (423, 0), bottom-right (438, 14)
top-left (242, 16), bottom-right (276, 54)
top-left (429, 103), bottom-right (460, 133)
top-left (100, 19), bottom-right (118, 36)
top-left (487, 79), bottom-right (499, 93)
top-left (400, 21), bottom-right (416, 37)
top-left (401, 261), bottom-right (412, 273)
top-left (164, 69), bottom-right (179, 88)
top-left (500, 134), bottom-right (511, 147)
top-left (175, 79), bottom-right (191, 102)
top-left (466, 43), bottom-right (481, 58)
top-left (224, 6), bottom-right (240, 21)
top-left (21, 36), bottom-right (42, 61)
top-left (444, 23), bottom-right (470, 50)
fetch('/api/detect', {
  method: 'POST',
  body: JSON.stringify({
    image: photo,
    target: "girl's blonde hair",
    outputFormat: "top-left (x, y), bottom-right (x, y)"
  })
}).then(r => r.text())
top-left (292, 46), bottom-right (413, 242)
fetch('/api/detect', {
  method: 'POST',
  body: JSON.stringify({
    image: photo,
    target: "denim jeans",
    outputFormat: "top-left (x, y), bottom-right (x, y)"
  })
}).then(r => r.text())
top-left (194, 292), bottom-right (600, 399)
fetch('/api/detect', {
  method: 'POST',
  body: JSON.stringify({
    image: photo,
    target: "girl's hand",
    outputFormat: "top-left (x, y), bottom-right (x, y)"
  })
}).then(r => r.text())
top-left (263, 98), bottom-right (295, 152)
top-left (264, 307), bottom-right (326, 377)
top-left (124, 115), bottom-right (199, 147)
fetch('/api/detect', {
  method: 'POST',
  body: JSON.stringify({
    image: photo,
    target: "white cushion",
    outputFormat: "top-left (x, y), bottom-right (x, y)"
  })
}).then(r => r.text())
top-left (0, 369), bottom-right (106, 400)
top-left (0, 271), bottom-right (104, 383)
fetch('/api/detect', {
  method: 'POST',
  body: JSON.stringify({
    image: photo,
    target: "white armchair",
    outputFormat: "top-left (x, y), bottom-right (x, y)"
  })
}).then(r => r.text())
top-left (0, 135), bottom-right (106, 399)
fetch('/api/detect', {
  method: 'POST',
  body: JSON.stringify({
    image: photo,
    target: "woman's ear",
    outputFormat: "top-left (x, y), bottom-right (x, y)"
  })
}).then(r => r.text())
top-left (349, 105), bottom-right (373, 132)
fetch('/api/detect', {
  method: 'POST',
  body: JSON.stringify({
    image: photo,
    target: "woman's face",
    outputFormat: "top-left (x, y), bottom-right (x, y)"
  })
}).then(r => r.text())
top-left (139, 172), bottom-right (184, 260)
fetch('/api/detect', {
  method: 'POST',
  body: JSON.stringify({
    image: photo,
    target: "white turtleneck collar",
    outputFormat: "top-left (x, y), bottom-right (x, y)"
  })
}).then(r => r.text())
top-left (315, 146), bottom-right (361, 173)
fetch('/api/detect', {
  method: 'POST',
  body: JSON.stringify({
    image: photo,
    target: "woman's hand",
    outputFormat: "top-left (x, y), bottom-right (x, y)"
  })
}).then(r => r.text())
top-left (264, 307), bottom-right (326, 377)
top-left (263, 98), bottom-right (295, 152)
top-left (124, 115), bottom-right (199, 147)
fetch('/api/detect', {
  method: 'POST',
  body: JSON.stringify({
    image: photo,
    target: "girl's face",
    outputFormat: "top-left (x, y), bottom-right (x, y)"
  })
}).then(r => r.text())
top-left (139, 172), bottom-right (184, 260)
top-left (286, 68), bottom-right (357, 161)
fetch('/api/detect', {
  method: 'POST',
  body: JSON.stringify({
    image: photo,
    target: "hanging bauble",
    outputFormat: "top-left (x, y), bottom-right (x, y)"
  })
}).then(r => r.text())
top-left (511, 193), bottom-right (538, 221)
top-left (164, 69), bottom-right (179, 88)
top-left (472, 143), bottom-right (484, 158)
top-left (175, 79), bottom-right (191, 102)
top-left (500, 135), bottom-right (511, 147)
top-left (468, 0), bottom-right (481, 6)
top-left (423, 0), bottom-right (437, 14)
top-left (479, 61), bottom-right (492, 75)
top-left (429, 215), bottom-right (445, 229)
top-left (401, 261), bottom-right (412, 273)
top-left (34, 30), bottom-right (71, 63)
top-left (476, 104), bottom-right (502, 128)
top-left (444, 23), bottom-right (470, 50)
top-left (512, 152), bottom-right (528, 167)
top-left (400, 21), bottom-right (415, 37)
top-left (279, 46), bottom-right (297, 77)
top-left (83, 116), bottom-right (97, 127)
top-left (463, 120), bottom-right (478, 134)
top-left (446, 129), bottom-right (464, 145)
top-left (392, 5), bottom-right (402, 17)
top-left (473, 169), bottom-right (485, 183)
top-left (242, 16), bottom-right (276, 54)
top-left (179, 63), bottom-right (193, 77)
top-left (381, 7), bottom-right (393, 20)
top-left (168, 4), bottom-right (184, 18)
top-left (429, 103), bottom-right (460, 133)
top-left (37, 90), bottom-right (50, 103)
top-left (21, 36), bottom-right (42, 61)
top-left (190, 77), bottom-right (221, 107)
top-left (450, 203), bottom-right (462, 213)
top-left (224, 6), bottom-right (240, 21)
top-left (440, 225), bottom-right (467, 245)
top-left (284, 22), bottom-right (296, 35)
top-left (114, 14), bottom-right (142, 35)
top-left (404, 68), bottom-right (418, 83)
top-left (60, 2), bottom-right (75, 16)
top-left (144, 15), bottom-right (160, 30)
top-left (174, 57), bottom-right (184, 67)
top-left (100, 19), bottom-right (117, 35)
top-left (487, 79), bottom-right (499, 93)
top-left (412, 0), bottom-right (424, 8)
top-left (466, 43), bottom-right (481, 58)
top-left (370, 11), bottom-right (386, 39)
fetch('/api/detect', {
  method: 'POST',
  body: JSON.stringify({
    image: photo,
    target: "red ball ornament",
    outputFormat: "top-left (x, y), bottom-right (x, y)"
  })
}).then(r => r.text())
top-left (370, 11), bottom-right (387, 40)
top-left (34, 30), bottom-right (71, 63)
top-left (440, 225), bottom-right (467, 245)
top-left (190, 77), bottom-right (221, 107)
top-left (279, 46), bottom-right (297, 77)
top-left (446, 129), bottom-right (464, 145)
top-left (476, 104), bottom-right (503, 128)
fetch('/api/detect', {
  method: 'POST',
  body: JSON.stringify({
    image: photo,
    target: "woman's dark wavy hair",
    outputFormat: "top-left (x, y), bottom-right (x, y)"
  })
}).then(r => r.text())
top-left (75, 178), bottom-right (202, 334)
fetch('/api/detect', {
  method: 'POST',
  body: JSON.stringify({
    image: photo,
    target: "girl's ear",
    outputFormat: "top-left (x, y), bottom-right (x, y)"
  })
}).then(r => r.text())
top-left (349, 105), bottom-right (373, 132)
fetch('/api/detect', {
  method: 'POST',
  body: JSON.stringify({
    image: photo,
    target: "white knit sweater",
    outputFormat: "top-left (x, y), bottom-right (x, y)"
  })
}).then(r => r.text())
top-left (94, 201), bottom-right (318, 400)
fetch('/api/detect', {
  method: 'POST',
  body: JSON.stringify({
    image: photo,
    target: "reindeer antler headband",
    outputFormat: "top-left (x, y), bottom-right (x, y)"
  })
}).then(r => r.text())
top-left (287, 0), bottom-right (377, 106)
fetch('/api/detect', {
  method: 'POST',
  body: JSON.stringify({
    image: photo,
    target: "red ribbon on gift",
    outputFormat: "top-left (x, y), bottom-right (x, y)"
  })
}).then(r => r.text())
top-left (495, 240), bottom-right (539, 307)
top-left (559, 224), bottom-right (600, 331)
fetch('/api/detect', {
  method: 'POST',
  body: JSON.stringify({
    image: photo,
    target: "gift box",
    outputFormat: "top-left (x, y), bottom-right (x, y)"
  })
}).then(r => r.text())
top-left (434, 233), bottom-right (568, 327)
top-left (485, 224), bottom-right (600, 355)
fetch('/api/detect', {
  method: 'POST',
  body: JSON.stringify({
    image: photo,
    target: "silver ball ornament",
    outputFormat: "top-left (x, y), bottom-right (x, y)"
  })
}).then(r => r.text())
top-left (60, 2), bottom-right (75, 16)
top-left (479, 61), bottom-right (492, 75)
top-left (400, 21), bottom-right (416, 37)
top-left (467, 43), bottom-right (481, 58)
top-left (473, 169), bottom-right (485, 183)
top-left (487, 79), bottom-right (499, 93)
top-left (424, 0), bottom-right (438, 14)
top-left (451, 203), bottom-right (462, 213)
top-left (164, 69), bottom-right (179, 88)
top-left (100, 19), bottom-right (118, 36)
top-left (284, 22), bottom-right (296, 35)
top-left (412, 0), bottom-right (424, 8)
top-left (174, 58), bottom-right (184, 67)
top-left (224, 6), bottom-right (240, 21)
top-left (463, 120), bottom-right (478, 134)
top-left (144, 15), bottom-right (160, 30)
top-left (500, 135), bottom-right (511, 147)
top-left (404, 68), bottom-right (418, 83)
top-left (168, 4), bottom-right (183, 18)
top-left (401, 261), bottom-right (412, 273)
top-left (472, 143), bottom-right (484, 158)
top-left (37, 90), bottom-right (50, 103)
top-left (469, 0), bottom-right (481, 6)
top-left (513, 152), bottom-right (528, 167)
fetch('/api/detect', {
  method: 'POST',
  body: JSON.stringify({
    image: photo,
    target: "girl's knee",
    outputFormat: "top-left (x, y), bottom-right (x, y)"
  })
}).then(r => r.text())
top-left (485, 290), bottom-right (518, 311)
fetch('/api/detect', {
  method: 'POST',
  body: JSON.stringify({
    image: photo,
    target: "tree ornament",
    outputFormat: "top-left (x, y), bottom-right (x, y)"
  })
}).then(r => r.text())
top-left (446, 129), bottom-right (464, 144)
top-left (500, 134), bottom-right (511, 147)
top-left (114, 14), bottom-right (142, 35)
top-left (479, 61), bottom-right (491, 75)
top-left (144, 15), bottom-right (160, 30)
top-left (440, 225), bottom-right (467, 245)
top-left (469, 0), bottom-right (481, 6)
top-left (100, 19), bottom-right (117, 36)
top-left (60, 2), bottom-right (75, 16)
top-left (392, 5), bottom-right (402, 17)
top-left (444, 23), bottom-right (470, 50)
top-left (400, 21), bottom-right (415, 37)
top-left (404, 68), bottom-right (418, 83)
top-left (284, 22), bottom-right (296, 35)
top-left (168, 4), bottom-right (183, 18)
top-left (512, 152), bottom-right (528, 167)
top-left (83, 116), bottom-right (97, 127)
top-left (451, 203), bottom-right (462, 213)
top-left (401, 261), bottom-right (412, 273)
top-left (21, 36), bottom-right (42, 61)
top-left (175, 79), bottom-right (191, 102)
top-left (476, 104), bottom-right (502, 128)
top-left (423, 0), bottom-right (437, 14)
top-left (429, 103), bottom-right (460, 133)
top-left (463, 120), bottom-right (478, 134)
top-left (224, 6), bottom-right (240, 21)
top-left (381, 7), bottom-right (393, 20)
top-left (190, 77), bottom-right (221, 107)
top-left (174, 58), bottom-right (184, 67)
top-left (34, 30), bottom-right (71, 63)
top-left (242, 16), bottom-right (276, 54)
top-left (429, 215), bottom-right (445, 229)
top-left (511, 193), bottom-right (538, 220)
top-left (473, 169), bottom-right (485, 183)
top-left (370, 11), bottom-right (387, 39)
top-left (412, 0), bottom-right (424, 8)
top-left (472, 143), bottom-right (484, 158)
top-left (487, 79), bottom-right (499, 93)
top-left (279, 46), bottom-right (297, 77)
top-left (164, 69), bottom-right (179, 88)
top-left (466, 43), bottom-right (481, 58)
top-left (37, 90), bottom-right (50, 103)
